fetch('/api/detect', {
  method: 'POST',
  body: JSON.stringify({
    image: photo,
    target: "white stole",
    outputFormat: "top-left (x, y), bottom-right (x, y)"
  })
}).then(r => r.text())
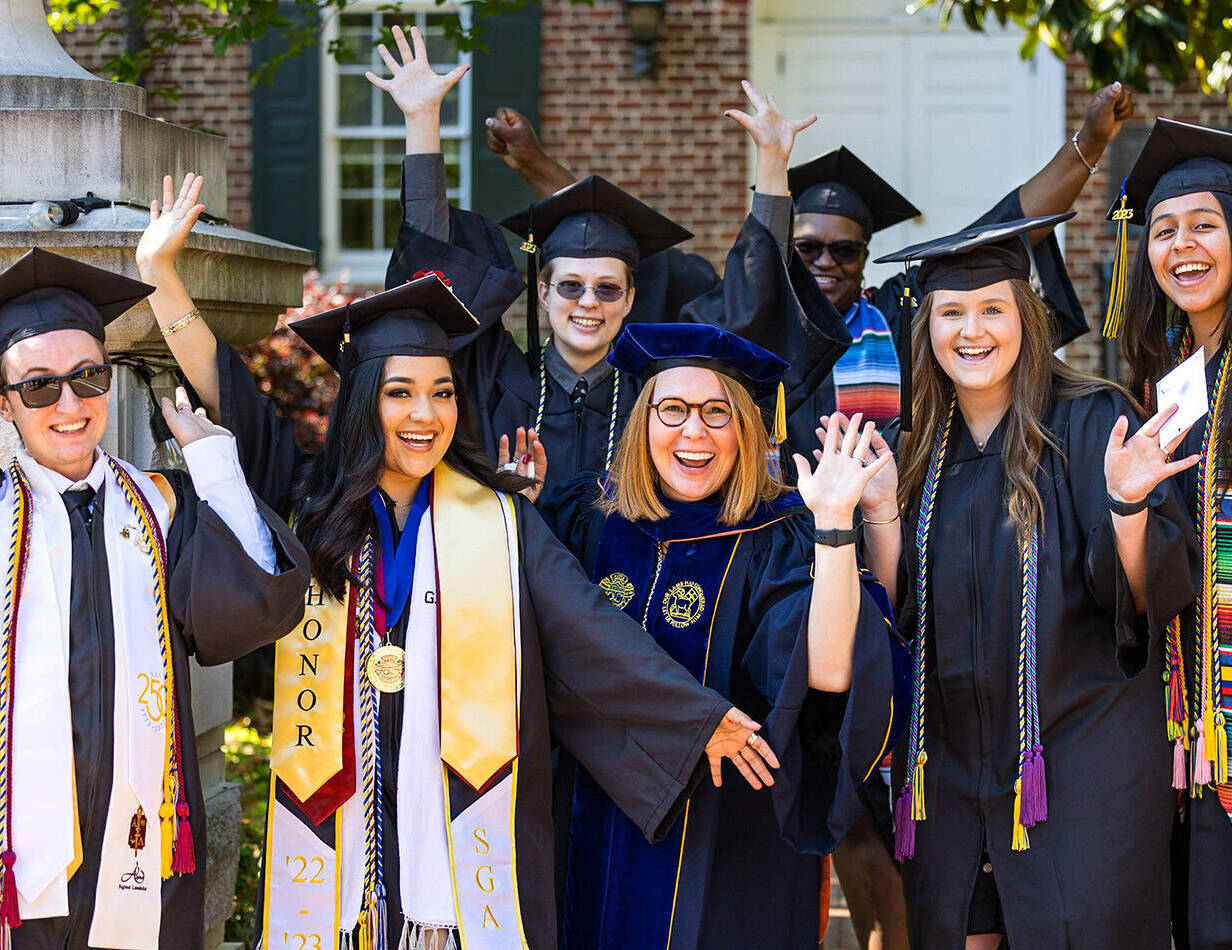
top-left (9, 451), bottom-right (170, 950)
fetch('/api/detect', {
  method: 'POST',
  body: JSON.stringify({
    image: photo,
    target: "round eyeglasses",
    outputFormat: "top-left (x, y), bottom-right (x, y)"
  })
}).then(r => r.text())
top-left (648, 398), bottom-right (733, 429)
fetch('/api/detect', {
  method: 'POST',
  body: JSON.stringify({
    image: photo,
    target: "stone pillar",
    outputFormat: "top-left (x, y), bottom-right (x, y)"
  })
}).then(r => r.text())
top-left (0, 1), bottom-right (313, 944)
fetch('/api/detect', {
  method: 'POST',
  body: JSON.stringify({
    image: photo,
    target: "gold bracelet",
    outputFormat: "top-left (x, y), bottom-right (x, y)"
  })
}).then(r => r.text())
top-left (161, 307), bottom-right (200, 337)
top-left (862, 513), bottom-right (900, 525)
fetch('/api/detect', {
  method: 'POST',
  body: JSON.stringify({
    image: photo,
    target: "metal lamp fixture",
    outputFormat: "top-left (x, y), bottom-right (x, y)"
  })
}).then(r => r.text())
top-left (625, 0), bottom-right (666, 79)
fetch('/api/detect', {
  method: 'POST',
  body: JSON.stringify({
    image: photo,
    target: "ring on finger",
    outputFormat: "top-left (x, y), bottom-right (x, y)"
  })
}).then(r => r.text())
top-left (746, 732), bottom-right (760, 748)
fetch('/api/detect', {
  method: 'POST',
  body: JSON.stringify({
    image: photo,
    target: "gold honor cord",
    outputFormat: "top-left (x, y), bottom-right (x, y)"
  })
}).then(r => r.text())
top-left (434, 464), bottom-right (519, 790)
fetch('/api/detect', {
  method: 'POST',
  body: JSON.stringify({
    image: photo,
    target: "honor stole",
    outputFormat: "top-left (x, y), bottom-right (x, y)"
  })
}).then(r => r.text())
top-left (565, 503), bottom-right (791, 950)
top-left (264, 465), bottom-right (527, 950)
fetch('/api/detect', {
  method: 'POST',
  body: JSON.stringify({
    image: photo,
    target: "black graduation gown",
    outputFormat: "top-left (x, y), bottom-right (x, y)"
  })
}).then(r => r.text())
top-left (253, 487), bottom-right (743, 950)
top-left (12, 468), bottom-right (309, 950)
top-left (781, 187), bottom-right (1089, 463)
top-left (891, 388), bottom-right (1197, 949)
top-left (541, 476), bottom-right (907, 950)
top-left (1167, 343), bottom-right (1232, 950)
top-left (383, 202), bottom-right (849, 506)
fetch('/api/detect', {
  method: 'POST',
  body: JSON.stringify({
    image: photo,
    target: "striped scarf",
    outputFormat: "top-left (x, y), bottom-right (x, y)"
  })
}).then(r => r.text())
top-left (832, 296), bottom-right (900, 428)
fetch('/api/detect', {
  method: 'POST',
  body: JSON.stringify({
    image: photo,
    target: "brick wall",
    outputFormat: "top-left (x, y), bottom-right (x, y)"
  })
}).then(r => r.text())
top-left (56, 12), bottom-right (253, 231)
top-left (1064, 56), bottom-right (1232, 376)
top-left (536, 0), bottom-right (751, 267)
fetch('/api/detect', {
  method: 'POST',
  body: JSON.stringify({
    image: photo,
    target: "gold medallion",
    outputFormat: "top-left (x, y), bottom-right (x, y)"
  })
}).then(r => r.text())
top-left (366, 644), bottom-right (406, 693)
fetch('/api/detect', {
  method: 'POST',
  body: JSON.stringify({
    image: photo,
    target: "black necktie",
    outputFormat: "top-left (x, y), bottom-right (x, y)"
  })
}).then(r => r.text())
top-left (63, 486), bottom-right (96, 538)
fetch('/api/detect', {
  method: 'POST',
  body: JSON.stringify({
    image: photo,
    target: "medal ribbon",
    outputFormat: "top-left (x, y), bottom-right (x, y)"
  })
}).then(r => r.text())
top-left (893, 397), bottom-right (1045, 858)
top-left (369, 481), bottom-right (430, 628)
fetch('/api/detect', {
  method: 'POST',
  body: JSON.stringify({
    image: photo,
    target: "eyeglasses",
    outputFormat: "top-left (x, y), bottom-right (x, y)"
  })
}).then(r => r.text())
top-left (550, 280), bottom-right (630, 303)
top-left (792, 238), bottom-right (868, 266)
top-left (648, 398), bottom-right (733, 429)
top-left (3, 364), bottom-right (113, 409)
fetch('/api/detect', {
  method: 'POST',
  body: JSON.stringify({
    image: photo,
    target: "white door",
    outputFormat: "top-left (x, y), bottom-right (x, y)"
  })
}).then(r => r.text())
top-left (752, 0), bottom-right (1065, 288)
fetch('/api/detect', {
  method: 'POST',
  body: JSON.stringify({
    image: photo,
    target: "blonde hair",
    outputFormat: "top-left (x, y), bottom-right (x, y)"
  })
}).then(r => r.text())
top-left (599, 371), bottom-right (785, 525)
top-left (896, 278), bottom-right (1133, 546)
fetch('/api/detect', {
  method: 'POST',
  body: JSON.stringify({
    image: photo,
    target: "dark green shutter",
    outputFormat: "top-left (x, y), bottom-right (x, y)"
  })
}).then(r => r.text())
top-left (252, 9), bottom-right (321, 255)
top-left (468, 5), bottom-right (541, 221)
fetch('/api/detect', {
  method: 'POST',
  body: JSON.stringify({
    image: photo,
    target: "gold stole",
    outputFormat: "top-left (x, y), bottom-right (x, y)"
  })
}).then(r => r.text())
top-left (265, 465), bottom-right (523, 949)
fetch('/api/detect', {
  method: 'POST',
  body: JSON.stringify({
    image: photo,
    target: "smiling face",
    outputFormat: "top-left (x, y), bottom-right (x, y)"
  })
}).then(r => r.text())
top-left (0, 328), bottom-right (108, 481)
top-left (538, 256), bottom-right (635, 370)
top-left (1147, 191), bottom-right (1232, 326)
top-left (793, 212), bottom-right (869, 314)
top-left (647, 366), bottom-right (739, 502)
top-left (928, 280), bottom-right (1022, 407)
top-left (377, 355), bottom-right (457, 500)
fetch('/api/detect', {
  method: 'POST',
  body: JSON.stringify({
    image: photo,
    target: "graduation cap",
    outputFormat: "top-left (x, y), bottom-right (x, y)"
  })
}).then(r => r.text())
top-left (609, 322), bottom-right (791, 474)
top-left (0, 248), bottom-right (153, 354)
top-left (788, 147), bottom-right (921, 235)
top-left (1102, 119), bottom-right (1232, 338)
top-left (500, 175), bottom-right (693, 373)
top-left (291, 272), bottom-right (478, 374)
top-left (874, 212), bottom-right (1076, 431)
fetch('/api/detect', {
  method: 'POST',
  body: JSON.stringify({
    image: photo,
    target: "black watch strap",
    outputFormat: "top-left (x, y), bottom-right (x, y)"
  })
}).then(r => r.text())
top-left (814, 526), bottom-right (860, 547)
top-left (1107, 492), bottom-right (1150, 516)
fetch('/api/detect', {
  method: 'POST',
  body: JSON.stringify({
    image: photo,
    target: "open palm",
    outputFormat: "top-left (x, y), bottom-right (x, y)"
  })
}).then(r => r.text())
top-left (365, 24), bottom-right (469, 121)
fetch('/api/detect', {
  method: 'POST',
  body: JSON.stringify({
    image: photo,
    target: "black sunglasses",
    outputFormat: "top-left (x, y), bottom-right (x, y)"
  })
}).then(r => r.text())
top-left (3, 364), bottom-right (113, 409)
top-left (793, 238), bottom-right (868, 266)
top-left (550, 280), bottom-right (629, 304)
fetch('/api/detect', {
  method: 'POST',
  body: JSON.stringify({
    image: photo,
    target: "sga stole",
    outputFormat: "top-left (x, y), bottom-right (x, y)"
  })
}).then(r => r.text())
top-left (263, 465), bottom-right (526, 950)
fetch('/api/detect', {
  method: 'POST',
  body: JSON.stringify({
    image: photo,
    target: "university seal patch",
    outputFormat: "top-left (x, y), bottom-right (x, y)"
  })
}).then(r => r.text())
top-left (662, 581), bottom-right (705, 628)
top-left (599, 572), bottom-right (636, 609)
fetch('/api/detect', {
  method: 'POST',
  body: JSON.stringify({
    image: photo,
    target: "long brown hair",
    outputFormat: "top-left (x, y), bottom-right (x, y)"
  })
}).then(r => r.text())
top-left (1119, 191), bottom-right (1232, 480)
top-left (599, 371), bottom-right (785, 525)
top-left (896, 279), bottom-right (1130, 546)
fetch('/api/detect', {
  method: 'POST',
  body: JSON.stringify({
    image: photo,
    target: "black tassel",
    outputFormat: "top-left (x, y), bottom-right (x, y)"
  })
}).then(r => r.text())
top-left (339, 302), bottom-right (354, 383)
top-left (522, 206), bottom-right (541, 374)
top-left (898, 283), bottom-right (914, 433)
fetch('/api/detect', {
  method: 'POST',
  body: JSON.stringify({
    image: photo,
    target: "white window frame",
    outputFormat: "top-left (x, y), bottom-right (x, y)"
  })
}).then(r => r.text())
top-left (319, 3), bottom-right (472, 284)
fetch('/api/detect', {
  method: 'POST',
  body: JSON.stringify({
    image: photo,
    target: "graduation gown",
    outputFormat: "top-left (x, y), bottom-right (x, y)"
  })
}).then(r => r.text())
top-left (541, 476), bottom-right (907, 950)
top-left (255, 485), bottom-right (740, 950)
top-left (384, 197), bottom-right (849, 506)
top-left (892, 388), bottom-right (1197, 949)
top-left (781, 188), bottom-right (1089, 462)
top-left (13, 468), bottom-right (309, 950)
top-left (1167, 341), bottom-right (1232, 950)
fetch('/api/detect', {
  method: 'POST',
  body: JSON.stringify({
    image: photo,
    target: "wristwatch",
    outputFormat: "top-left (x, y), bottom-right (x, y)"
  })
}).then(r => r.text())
top-left (1107, 492), bottom-right (1150, 516)
top-left (814, 527), bottom-right (860, 547)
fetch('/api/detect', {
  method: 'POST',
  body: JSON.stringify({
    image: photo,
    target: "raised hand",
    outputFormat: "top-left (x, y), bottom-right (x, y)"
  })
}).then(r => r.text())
top-left (161, 386), bottom-right (230, 447)
top-left (704, 707), bottom-right (780, 790)
top-left (1104, 404), bottom-right (1199, 507)
top-left (795, 411), bottom-right (894, 528)
top-left (1077, 81), bottom-right (1135, 156)
top-left (724, 79), bottom-right (817, 165)
top-left (136, 174), bottom-right (205, 275)
top-left (816, 412), bottom-right (898, 523)
top-left (497, 426), bottom-right (548, 503)
top-left (365, 24), bottom-right (469, 124)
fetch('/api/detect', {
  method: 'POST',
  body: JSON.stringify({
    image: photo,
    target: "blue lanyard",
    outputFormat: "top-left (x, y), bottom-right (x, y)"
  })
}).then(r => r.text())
top-left (369, 479), bottom-right (430, 627)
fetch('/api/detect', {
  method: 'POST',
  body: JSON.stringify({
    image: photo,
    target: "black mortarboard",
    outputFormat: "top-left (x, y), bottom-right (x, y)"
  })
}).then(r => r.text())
top-left (608, 322), bottom-right (788, 399)
top-left (0, 248), bottom-right (153, 354)
top-left (788, 147), bottom-right (921, 235)
top-left (874, 212), bottom-right (1075, 431)
top-left (1102, 120), bottom-right (1232, 338)
top-left (500, 176), bottom-right (692, 372)
top-left (292, 273), bottom-right (477, 373)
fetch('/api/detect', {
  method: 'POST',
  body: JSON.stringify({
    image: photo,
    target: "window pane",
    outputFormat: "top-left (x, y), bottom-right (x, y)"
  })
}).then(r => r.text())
top-left (440, 86), bottom-right (460, 127)
top-left (336, 13), bottom-right (374, 64)
top-left (383, 198), bottom-right (402, 248)
top-left (342, 139), bottom-right (377, 189)
top-left (341, 198), bottom-right (374, 249)
top-left (383, 140), bottom-right (404, 189)
top-left (423, 14), bottom-right (459, 62)
top-left (337, 73), bottom-right (372, 127)
top-left (442, 138), bottom-right (461, 190)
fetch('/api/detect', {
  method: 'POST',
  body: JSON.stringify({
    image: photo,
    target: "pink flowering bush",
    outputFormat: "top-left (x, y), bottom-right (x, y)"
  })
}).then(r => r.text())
top-left (239, 270), bottom-right (375, 452)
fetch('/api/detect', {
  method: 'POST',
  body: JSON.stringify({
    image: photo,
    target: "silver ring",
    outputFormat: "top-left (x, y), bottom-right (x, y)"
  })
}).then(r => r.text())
top-left (500, 461), bottom-right (519, 473)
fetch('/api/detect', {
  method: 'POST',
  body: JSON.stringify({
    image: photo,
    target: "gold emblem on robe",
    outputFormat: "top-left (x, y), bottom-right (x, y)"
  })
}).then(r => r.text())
top-left (662, 581), bottom-right (705, 628)
top-left (599, 572), bottom-right (635, 610)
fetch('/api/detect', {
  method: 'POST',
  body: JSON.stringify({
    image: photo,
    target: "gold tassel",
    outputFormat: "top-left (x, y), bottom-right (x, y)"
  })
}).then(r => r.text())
top-left (519, 230), bottom-right (537, 254)
top-left (1216, 714), bottom-right (1229, 784)
top-left (1102, 188), bottom-right (1132, 339)
top-left (773, 381), bottom-right (787, 446)
top-left (1011, 780), bottom-right (1030, 851)
top-left (910, 751), bottom-right (927, 822)
top-left (159, 798), bottom-right (175, 879)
